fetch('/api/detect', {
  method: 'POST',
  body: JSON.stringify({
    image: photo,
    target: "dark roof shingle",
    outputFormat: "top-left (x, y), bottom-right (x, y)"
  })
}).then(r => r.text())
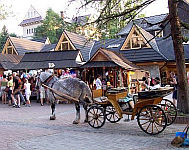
top-left (10, 37), bottom-right (44, 55)
top-left (13, 50), bottom-right (82, 70)
top-left (19, 16), bottom-right (43, 26)
top-left (0, 54), bottom-right (23, 69)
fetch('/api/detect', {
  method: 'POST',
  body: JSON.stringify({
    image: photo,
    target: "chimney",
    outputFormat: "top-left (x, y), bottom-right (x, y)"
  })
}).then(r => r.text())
top-left (60, 11), bottom-right (64, 20)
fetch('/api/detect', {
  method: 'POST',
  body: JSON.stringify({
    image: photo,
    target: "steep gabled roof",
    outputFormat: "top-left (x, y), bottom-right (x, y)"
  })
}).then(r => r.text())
top-left (19, 5), bottom-right (43, 26)
top-left (8, 37), bottom-right (44, 55)
top-left (156, 36), bottom-right (189, 61)
top-left (55, 30), bottom-right (94, 61)
top-left (90, 38), bottom-right (167, 63)
top-left (90, 38), bottom-right (125, 59)
top-left (82, 48), bottom-right (140, 70)
top-left (117, 14), bottom-right (168, 36)
top-left (19, 16), bottom-right (43, 26)
top-left (13, 50), bottom-right (83, 70)
top-left (0, 54), bottom-right (23, 70)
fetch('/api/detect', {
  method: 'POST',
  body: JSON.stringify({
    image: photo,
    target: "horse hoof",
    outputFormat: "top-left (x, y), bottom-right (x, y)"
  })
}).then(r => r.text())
top-left (50, 116), bottom-right (56, 120)
top-left (73, 120), bottom-right (79, 124)
top-left (84, 119), bottom-right (88, 123)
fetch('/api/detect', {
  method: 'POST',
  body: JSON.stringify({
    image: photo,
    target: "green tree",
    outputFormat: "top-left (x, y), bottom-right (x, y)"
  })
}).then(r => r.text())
top-left (0, 25), bottom-right (8, 52)
top-left (34, 8), bottom-right (67, 44)
top-left (0, 25), bottom-right (17, 52)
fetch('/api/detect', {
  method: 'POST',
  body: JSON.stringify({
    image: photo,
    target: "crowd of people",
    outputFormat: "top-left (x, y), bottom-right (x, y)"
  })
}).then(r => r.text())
top-left (0, 72), bottom-right (35, 108)
top-left (0, 69), bottom-right (182, 109)
top-left (0, 69), bottom-right (78, 108)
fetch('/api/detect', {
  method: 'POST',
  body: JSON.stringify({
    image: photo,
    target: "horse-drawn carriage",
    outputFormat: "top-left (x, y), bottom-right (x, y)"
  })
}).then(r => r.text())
top-left (87, 87), bottom-right (177, 135)
top-left (39, 72), bottom-right (177, 135)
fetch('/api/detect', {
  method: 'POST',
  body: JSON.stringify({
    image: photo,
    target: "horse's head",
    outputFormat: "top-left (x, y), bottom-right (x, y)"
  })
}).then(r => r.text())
top-left (82, 82), bottom-right (93, 104)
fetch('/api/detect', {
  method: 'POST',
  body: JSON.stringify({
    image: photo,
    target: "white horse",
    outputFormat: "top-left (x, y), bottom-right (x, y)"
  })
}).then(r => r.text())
top-left (38, 72), bottom-right (92, 124)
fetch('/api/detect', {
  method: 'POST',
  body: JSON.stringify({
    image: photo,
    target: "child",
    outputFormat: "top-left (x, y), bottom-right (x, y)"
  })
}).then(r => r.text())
top-left (24, 79), bottom-right (31, 107)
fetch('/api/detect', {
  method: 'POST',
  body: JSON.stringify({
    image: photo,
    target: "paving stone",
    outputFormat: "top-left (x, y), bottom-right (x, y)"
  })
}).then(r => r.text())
top-left (0, 103), bottom-right (188, 150)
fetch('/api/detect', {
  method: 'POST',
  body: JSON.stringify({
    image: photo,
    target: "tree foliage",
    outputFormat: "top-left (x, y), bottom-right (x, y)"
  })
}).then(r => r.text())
top-left (72, 0), bottom-right (155, 39)
top-left (34, 8), bottom-right (64, 44)
top-left (34, 8), bottom-right (77, 44)
top-left (0, 25), bottom-right (17, 52)
top-left (0, 3), bottom-right (10, 20)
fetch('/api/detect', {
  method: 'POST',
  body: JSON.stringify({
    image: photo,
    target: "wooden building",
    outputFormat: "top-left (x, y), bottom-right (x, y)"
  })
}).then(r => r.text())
top-left (2, 36), bottom-right (45, 55)
top-left (13, 50), bottom-right (84, 71)
top-left (81, 48), bottom-right (145, 91)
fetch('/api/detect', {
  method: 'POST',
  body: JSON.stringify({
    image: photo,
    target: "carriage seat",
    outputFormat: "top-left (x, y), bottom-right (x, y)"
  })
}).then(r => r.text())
top-left (92, 89), bottom-right (108, 102)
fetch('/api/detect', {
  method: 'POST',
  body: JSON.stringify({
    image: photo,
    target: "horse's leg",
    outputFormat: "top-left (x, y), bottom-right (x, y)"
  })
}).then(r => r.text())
top-left (73, 102), bottom-right (80, 124)
top-left (50, 102), bottom-right (56, 120)
top-left (83, 103), bottom-right (88, 123)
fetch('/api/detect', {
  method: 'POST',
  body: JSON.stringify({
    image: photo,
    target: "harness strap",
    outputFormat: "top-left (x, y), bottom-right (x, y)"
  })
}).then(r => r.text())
top-left (43, 75), bottom-right (54, 85)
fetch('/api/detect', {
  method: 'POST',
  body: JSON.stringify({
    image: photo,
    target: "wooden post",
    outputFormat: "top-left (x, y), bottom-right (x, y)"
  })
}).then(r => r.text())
top-left (92, 67), bottom-right (95, 89)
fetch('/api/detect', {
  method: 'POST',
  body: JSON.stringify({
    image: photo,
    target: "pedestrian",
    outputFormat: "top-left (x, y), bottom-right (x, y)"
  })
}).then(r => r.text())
top-left (96, 75), bottom-right (102, 90)
top-left (13, 72), bottom-right (22, 108)
top-left (24, 79), bottom-right (31, 107)
top-left (145, 72), bottom-right (151, 87)
top-left (170, 72), bottom-right (177, 106)
top-left (0, 74), bottom-right (8, 104)
top-left (7, 76), bottom-right (16, 106)
top-left (40, 85), bottom-right (45, 106)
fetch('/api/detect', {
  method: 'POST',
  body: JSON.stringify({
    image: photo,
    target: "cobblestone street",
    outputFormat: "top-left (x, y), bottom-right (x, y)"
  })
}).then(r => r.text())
top-left (0, 102), bottom-right (187, 150)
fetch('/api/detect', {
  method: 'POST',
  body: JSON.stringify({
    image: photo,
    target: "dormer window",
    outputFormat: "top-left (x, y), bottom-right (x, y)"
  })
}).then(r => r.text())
top-left (121, 28), bottom-right (150, 50)
top-left (57, 36), bottom-right (74, 50)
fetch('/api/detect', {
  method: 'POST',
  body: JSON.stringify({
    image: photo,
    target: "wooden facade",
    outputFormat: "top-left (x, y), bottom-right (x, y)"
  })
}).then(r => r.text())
top-left (2, 38), bottom-right (18, 55)
top-left (82, 48), bottom-right (145, 93)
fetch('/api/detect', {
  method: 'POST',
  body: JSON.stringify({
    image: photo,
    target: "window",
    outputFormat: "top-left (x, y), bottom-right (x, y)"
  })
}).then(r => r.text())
top-left (7, 48), bottom-right (12, 54)
top-left (123, 30), bottom-right (148, 49)
top-left (32, 28), bottom-right (34, 33)
top-left (58, 36), bottom-right (74, 50)
top-left (155, 30), bottom-right (163, 37)
top-left (31, 12), bottom-right (33, 18)
top-left (29, 29), bottom-right (31, 34)
top-left (28, 12), bottom-right (30, 18)
top-left (27, 29), bottom-right (29, 34)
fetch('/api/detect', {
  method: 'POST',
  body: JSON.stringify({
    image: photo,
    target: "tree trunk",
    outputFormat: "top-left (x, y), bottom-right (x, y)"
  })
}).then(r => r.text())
top-left (168, 0), bottom-right (189, 113)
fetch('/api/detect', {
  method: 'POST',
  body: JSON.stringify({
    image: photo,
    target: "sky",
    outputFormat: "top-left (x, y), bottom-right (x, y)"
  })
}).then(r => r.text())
top-left (0, 0), bottom-right (169, 36)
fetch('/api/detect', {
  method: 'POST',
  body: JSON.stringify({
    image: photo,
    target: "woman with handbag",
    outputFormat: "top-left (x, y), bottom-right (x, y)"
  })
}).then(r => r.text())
top-left (0, 75), bottom-right (8, 104)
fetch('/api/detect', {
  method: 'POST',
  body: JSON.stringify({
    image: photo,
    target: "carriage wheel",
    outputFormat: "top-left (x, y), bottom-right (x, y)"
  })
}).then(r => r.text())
top-left (158, 99), bottom-right (177, 126)
top-left (87, 105), bottom-right (106, 128)
top-left (106, 105), bottom-right (121, 123)
top-left (137, 105), bottom-right (167, 135)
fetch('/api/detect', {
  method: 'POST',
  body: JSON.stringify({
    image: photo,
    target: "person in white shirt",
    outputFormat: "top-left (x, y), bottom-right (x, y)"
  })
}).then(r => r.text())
top-left (96, 75), bottom-right (102, 90)
top-left (142, 77), bottom-right (160, 90)
top-left (149, 77), bottom-right (160, 90)
top-left (24, 79), bottom-right (31, 107)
